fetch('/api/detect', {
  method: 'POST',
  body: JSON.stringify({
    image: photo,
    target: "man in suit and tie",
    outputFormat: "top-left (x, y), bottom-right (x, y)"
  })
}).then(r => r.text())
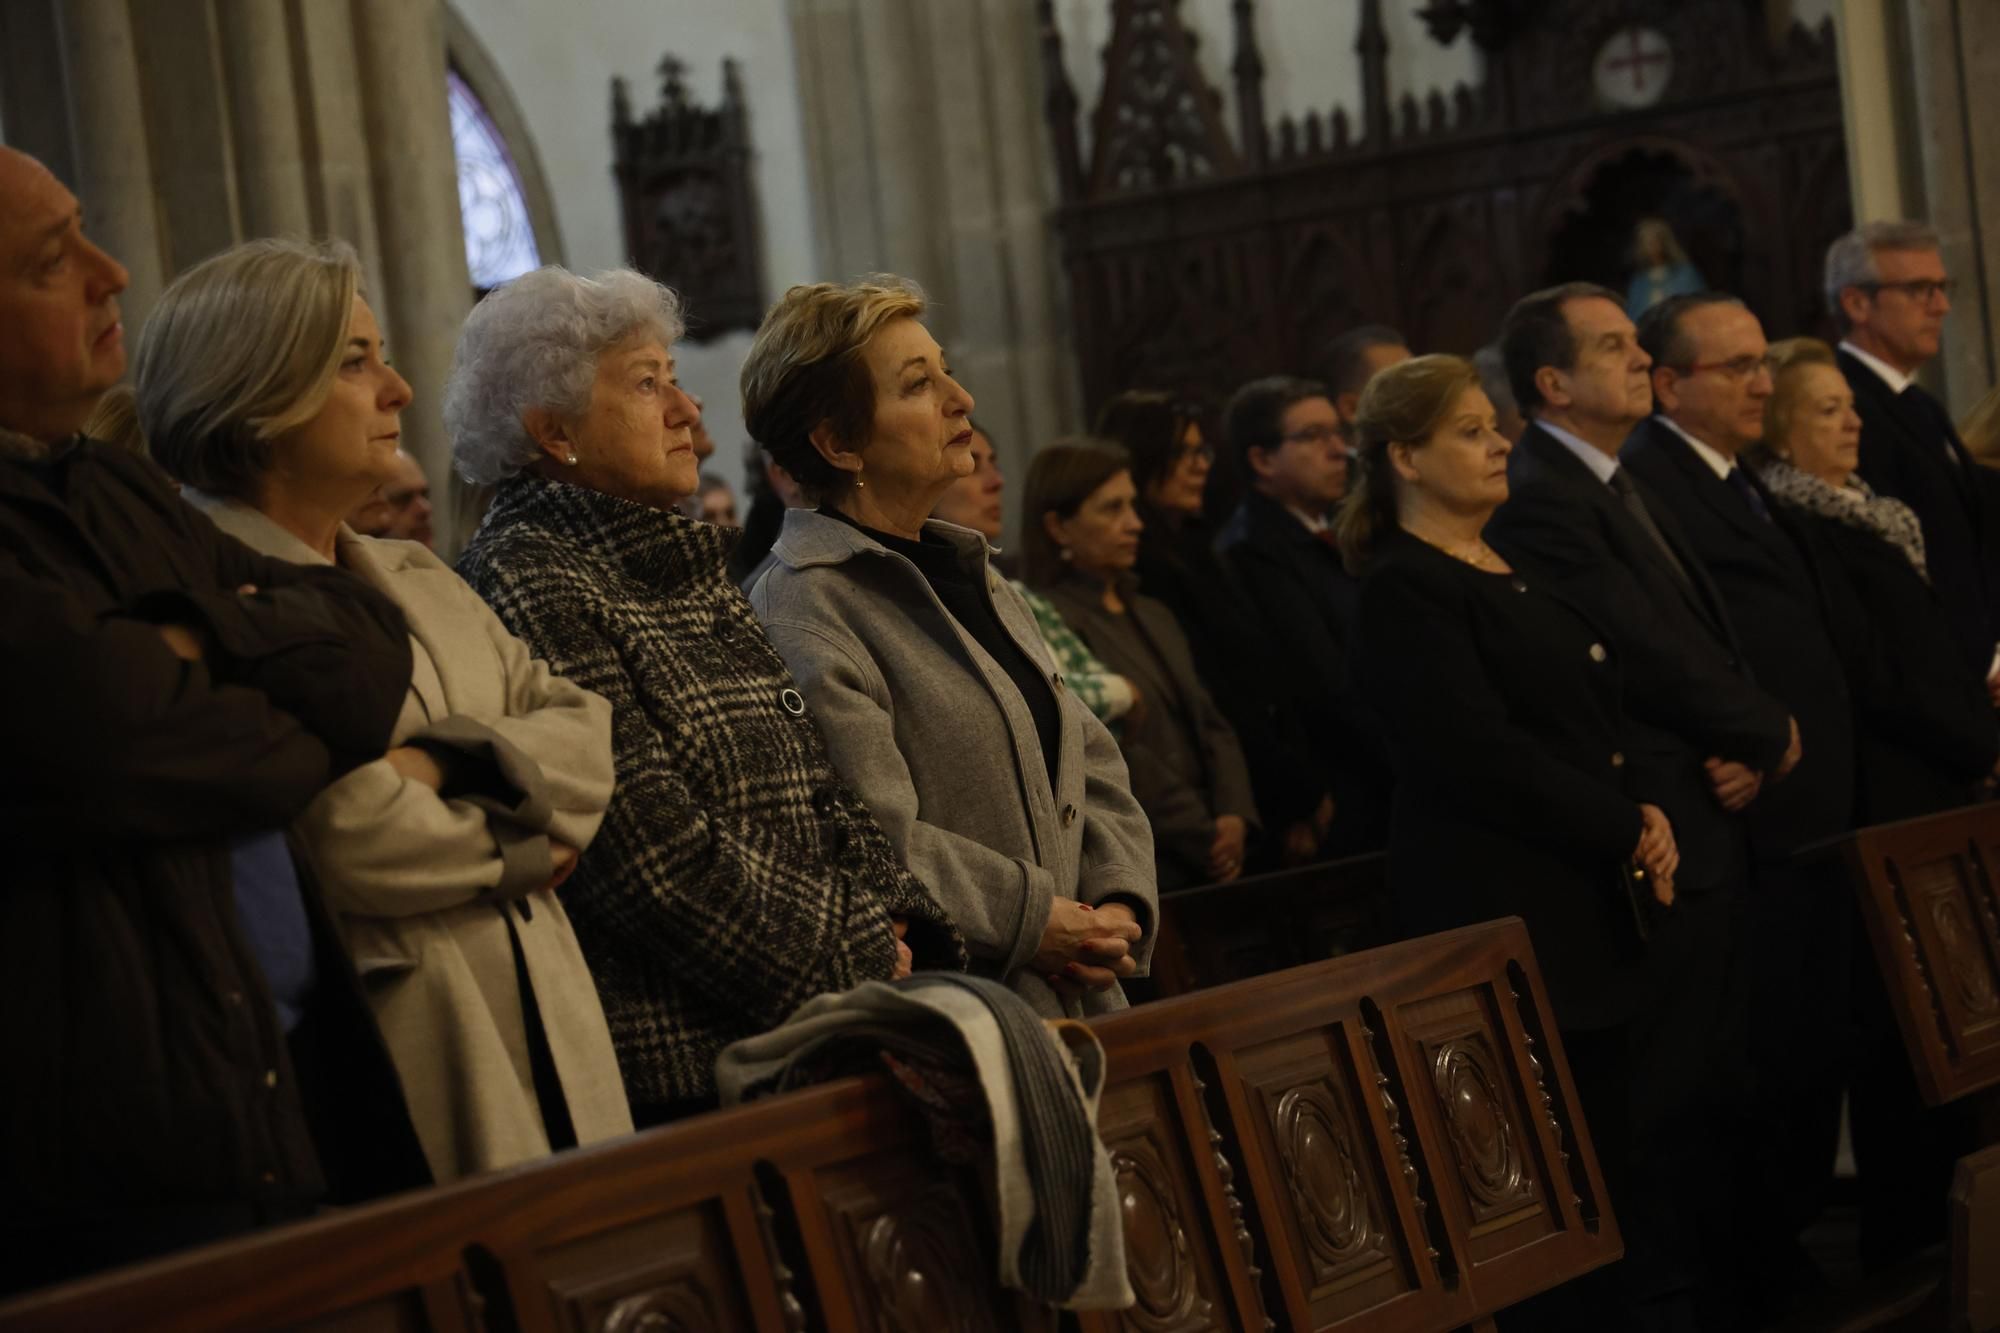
top-left (1485, 281), bottom-right (1796, 1330)
top-left (1216, 375), bottom-right (1390, 852)
top-left (1625, 293), bottom-right (1855, 1315)
top-left (1829, 221), bottom-right (2000, 687)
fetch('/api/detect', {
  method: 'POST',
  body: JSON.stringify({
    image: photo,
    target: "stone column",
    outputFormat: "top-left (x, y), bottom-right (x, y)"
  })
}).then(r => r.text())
top-left (1900, 0), bottom-right (2000, 413)
top-left (350, 0), bottom-right (474, 549)
top-left (215, 0), bottom-right (315, 240)
top-left (54, 0), bottom-right (167, 330)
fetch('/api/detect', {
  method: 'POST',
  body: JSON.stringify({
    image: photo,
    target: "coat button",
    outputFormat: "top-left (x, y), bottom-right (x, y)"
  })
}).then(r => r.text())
top-left (780, 688), bottom-right (806, 716)
top-left (1589, 642), bottom-right (1608, 663)
top-left (1061, 803), bottom-right (1078, 827)
top-left (1510, 577), bottom-right (1527, 593)
top-left (1052, 672), bottom-right (1065, 690)
top-left (264, 1069), bottom-right (279, 1089)
top-left (260, 1170), bottom-right (277, 1186)
top-left (1610, 752), bottom-right (1625, 768)
top-left (811, 787), bottom-right (836, 817)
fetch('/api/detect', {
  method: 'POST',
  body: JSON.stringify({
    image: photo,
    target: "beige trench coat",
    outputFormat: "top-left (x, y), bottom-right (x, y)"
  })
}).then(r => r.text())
top-left (189, 494), bottom-right (631, 1181)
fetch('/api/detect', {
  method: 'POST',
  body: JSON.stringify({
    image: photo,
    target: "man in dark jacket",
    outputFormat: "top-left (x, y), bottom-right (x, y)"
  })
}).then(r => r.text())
top-left (1215, 375), bottom-right (1391, 853)
top-left (1828, 220), bottom-right (2000, 684)
top-left (1626, 292), bottom-right (1856, 1316)
top-left (0, 145), bottom-right (426, 1294)
top-left (1485, 282), bottom-right (1795, 1330)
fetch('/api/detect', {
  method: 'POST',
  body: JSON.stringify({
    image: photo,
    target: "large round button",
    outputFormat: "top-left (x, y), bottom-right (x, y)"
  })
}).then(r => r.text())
top-left (1588, 642), bottom-right (1608, 663)
top-left (780, 688), bottom-right (806, 716)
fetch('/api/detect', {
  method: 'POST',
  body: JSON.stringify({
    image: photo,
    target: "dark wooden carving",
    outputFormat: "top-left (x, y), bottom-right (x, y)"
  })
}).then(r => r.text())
top-left (0, 921), bottom-right (1619, 1333)
top-left (1818, 804), bottom-right (2000, 1106)
top-left (611, 55), bottom-right (765, 339)
top-left (1041, 0), bottom-right (1851, 414)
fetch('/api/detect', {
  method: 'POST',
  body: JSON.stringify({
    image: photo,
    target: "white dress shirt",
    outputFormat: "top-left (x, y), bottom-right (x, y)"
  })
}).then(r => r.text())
top-left (1536, 418), bottom-right (1622, 486)
top-left (1654, 415), bottom-right (1737, 480)
top-left (1838, 339), bottom-right (1913, 395)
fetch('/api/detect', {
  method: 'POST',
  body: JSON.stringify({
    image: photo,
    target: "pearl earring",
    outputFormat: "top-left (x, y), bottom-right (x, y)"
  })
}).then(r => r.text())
top-left (565, 450), bottom-right (579, 466)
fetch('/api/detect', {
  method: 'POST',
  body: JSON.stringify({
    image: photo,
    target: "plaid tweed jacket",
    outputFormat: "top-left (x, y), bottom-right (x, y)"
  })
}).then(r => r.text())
top-left (457, 475), bottom-right (962, 1108)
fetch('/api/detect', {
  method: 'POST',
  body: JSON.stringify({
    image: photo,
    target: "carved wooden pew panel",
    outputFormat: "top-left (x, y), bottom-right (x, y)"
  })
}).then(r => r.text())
top-left (1825, 805), bottom-right (2000, 1105)
top-left (1091, 918), bottom-right (1620, 1332)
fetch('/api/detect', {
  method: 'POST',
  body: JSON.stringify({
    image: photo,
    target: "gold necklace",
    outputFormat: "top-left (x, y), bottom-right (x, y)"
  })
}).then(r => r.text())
top-left (1409, 526), bottom-right (1499, 569)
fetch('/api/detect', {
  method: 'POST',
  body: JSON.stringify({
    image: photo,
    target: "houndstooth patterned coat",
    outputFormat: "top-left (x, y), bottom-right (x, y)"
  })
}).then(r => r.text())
top-left (457, 474), bottom-right (962, 1110)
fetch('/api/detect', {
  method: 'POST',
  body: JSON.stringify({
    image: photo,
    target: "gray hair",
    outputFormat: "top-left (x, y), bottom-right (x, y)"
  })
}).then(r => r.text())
top-left (1824, 220), bottom-right (1941, 330)
top-left (445, 265), bottom-right (685, 485)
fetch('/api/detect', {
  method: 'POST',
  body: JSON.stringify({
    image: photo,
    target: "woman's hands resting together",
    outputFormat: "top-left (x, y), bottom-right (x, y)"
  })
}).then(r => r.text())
top-left (1634, 802), bottom-right (1678, 906)
top-left (1034, 897), bottom-right (1143, 995)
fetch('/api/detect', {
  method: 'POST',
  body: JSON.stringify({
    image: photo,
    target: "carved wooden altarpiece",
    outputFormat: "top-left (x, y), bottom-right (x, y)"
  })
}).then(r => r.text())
top-left (612, 56), bottom-right (766, 339)
top-left (1039, 0), bottom-right (1853, 414)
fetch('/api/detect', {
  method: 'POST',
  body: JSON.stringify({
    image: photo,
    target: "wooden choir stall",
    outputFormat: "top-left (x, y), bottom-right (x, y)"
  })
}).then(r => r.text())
top-left (0, 917), bottom-right (1622, 1333)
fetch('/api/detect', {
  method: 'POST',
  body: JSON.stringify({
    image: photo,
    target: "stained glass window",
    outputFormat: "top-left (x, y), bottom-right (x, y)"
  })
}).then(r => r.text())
top-left (447, 68), bottom-right (540, 292)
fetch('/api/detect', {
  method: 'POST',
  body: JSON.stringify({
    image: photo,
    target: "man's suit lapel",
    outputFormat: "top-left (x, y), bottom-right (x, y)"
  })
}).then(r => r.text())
top-left (1647, 420), bottom-right (1796, 568)
top-left (1843, 349), bottom-right (1977, 508)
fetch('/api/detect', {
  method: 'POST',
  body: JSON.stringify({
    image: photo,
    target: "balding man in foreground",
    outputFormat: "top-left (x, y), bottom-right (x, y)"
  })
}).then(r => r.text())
top-left (0, 146), bottom-right (425, 1295)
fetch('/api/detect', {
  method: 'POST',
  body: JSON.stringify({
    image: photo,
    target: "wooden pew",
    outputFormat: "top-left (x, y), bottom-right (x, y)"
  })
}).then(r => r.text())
top-left (1819, 802), bottom-right (2000, 1331)
top-left (0, 919), bottom-right (1616, 1333)
top-left (1823, 804), bottom-right (2000, 1106)
top-left (1148, 853), bottom-right (1392, 998)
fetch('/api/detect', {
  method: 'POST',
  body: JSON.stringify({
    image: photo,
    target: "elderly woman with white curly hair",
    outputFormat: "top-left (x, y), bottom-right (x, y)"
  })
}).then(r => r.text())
top-left (450, 266), bottom-right (962, 1125)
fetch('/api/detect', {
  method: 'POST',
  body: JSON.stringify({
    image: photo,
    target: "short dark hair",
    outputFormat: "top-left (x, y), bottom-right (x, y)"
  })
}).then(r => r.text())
top-left (1634, 291), bottom-right (1745, 373)
top-left (1317, 325), bottom-right (1408, 400)
top-left (1017, 436), bottom-right (1132, 589)
top-left (1093, 390), bottom-right (1205, 499)
top-left (1499, 282), bottom-right (1622, 414)
top-left (1224, 374), bottom-right (1331, 467)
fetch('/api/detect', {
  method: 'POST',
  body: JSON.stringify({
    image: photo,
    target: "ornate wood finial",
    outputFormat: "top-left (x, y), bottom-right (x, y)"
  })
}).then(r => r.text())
top-left (656, 54), bottom-right (689, 108)
top-left (1356, 0), bottom-right (1390, 147)
top-left (1036, 0), bottom-right (1085, 201)
top-left (1230, 0), bottom-right (1268, 169)
top-left (1084, 0), bottom-right (1240, 197)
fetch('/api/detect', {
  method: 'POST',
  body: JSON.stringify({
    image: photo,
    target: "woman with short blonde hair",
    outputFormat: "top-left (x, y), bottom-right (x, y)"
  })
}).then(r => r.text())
top-left (129, 238), bottom-right (632, 1181)
top-left (745, 276), bottom-right (1158, 1017)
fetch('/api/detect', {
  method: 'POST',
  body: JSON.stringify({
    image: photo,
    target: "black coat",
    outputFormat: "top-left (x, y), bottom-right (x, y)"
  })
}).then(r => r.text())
top-left (1354, 531), bottom-right (1646, 1031)
top-left (0, 435), bottom-right (426, 1237)
top-left (1841, 347), bottom-right (2000, 676)
top-left (1215, 490), bottom-right (1391, 852)
top-left (1621, 418), bottom-right (1855, 861)
top-left (1134, 502), bottom-right (1331, 832)
top-left (1486, 424), bottom-right (1791, 896)
top-left (1792, 503), bottom-right (1999, 822)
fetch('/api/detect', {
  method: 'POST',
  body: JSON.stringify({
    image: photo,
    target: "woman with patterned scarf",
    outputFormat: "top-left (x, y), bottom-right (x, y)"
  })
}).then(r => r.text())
top-left (1753, 336), bottom-right (1997, 822)
top-left (448, 267), bottom-right (962, 1126)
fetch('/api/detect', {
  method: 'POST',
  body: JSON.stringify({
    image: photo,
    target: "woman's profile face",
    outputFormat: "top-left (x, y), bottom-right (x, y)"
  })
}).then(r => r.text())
top-left (563, 335), bottom-right (701, 510)
top-left (1045, 468), bottom-right (1144, 578)
top-left (852, 317), bottom-right (976, 500)
top-left (1393, 385), bottom-right (1511, 517)
top-left (1147, 419), bottom-right (1212, 517)
top-left (271, 295), bottom-right (410, 513)
top-left (930, 428), bottom-right (1005, 541)
top-left (1781, 363), bottom-right (1862, 487)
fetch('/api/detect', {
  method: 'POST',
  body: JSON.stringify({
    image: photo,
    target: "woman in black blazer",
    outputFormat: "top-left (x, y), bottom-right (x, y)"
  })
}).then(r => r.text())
top-left (1754, 338), bottom-right (1998, 824)
top-left (1336, 356), bottom-right (1678, 1034)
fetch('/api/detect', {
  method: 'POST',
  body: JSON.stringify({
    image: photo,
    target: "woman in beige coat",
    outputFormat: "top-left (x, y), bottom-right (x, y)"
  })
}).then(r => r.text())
top-left (117, 239), bottom-right (631, 1181)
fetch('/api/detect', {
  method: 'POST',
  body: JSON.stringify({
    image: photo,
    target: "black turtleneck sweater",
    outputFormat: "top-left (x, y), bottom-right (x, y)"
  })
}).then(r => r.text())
top-left (824, 509), bottom-right (1060, 796)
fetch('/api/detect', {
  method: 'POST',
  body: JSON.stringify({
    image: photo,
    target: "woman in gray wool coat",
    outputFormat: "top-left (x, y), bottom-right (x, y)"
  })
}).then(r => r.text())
top-left (448, 266), bottom-right (962, 1126)
top-left (741, 276), bottom-right (1159, 1017)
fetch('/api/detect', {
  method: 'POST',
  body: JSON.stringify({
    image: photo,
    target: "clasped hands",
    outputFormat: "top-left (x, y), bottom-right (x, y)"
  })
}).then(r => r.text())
top-left (1703, 715), bottom-right (1801, 813)
top-left (1033, 897), bottom-right (1143, 998)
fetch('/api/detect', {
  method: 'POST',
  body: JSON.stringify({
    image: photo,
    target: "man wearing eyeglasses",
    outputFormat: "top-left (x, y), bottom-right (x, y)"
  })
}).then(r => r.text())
top-left (1623, 292), bottom-right (1856, 1322)
top-left (1828, 221), bottom-right (2000, 685)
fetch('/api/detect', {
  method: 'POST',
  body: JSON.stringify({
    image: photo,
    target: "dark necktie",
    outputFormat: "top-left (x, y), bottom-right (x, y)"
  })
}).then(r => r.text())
top-left (1726, 466), bottom-right (1774, 525)
top-left (1608, 466), bottom-right (1695, 588)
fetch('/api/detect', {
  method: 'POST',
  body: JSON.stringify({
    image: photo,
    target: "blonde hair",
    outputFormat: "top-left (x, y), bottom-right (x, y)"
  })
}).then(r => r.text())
top-left (1756, 337), bottom-right (1840, 466)
top-left (1332, 353), bottom-right (1481, 572)
top-left (133, 238), bottom-right (360, 499)
top-left (739, 276), bottom-right (927, 501)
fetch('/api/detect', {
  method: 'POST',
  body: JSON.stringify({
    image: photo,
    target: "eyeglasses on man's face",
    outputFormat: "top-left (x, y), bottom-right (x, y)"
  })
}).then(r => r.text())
top-left (1673, 353), bottom-right (1776, 382)
top-left (1861, 278), bottom-right (1957, 305)
top-left (1279, 423), bottom-right (1346, 449)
